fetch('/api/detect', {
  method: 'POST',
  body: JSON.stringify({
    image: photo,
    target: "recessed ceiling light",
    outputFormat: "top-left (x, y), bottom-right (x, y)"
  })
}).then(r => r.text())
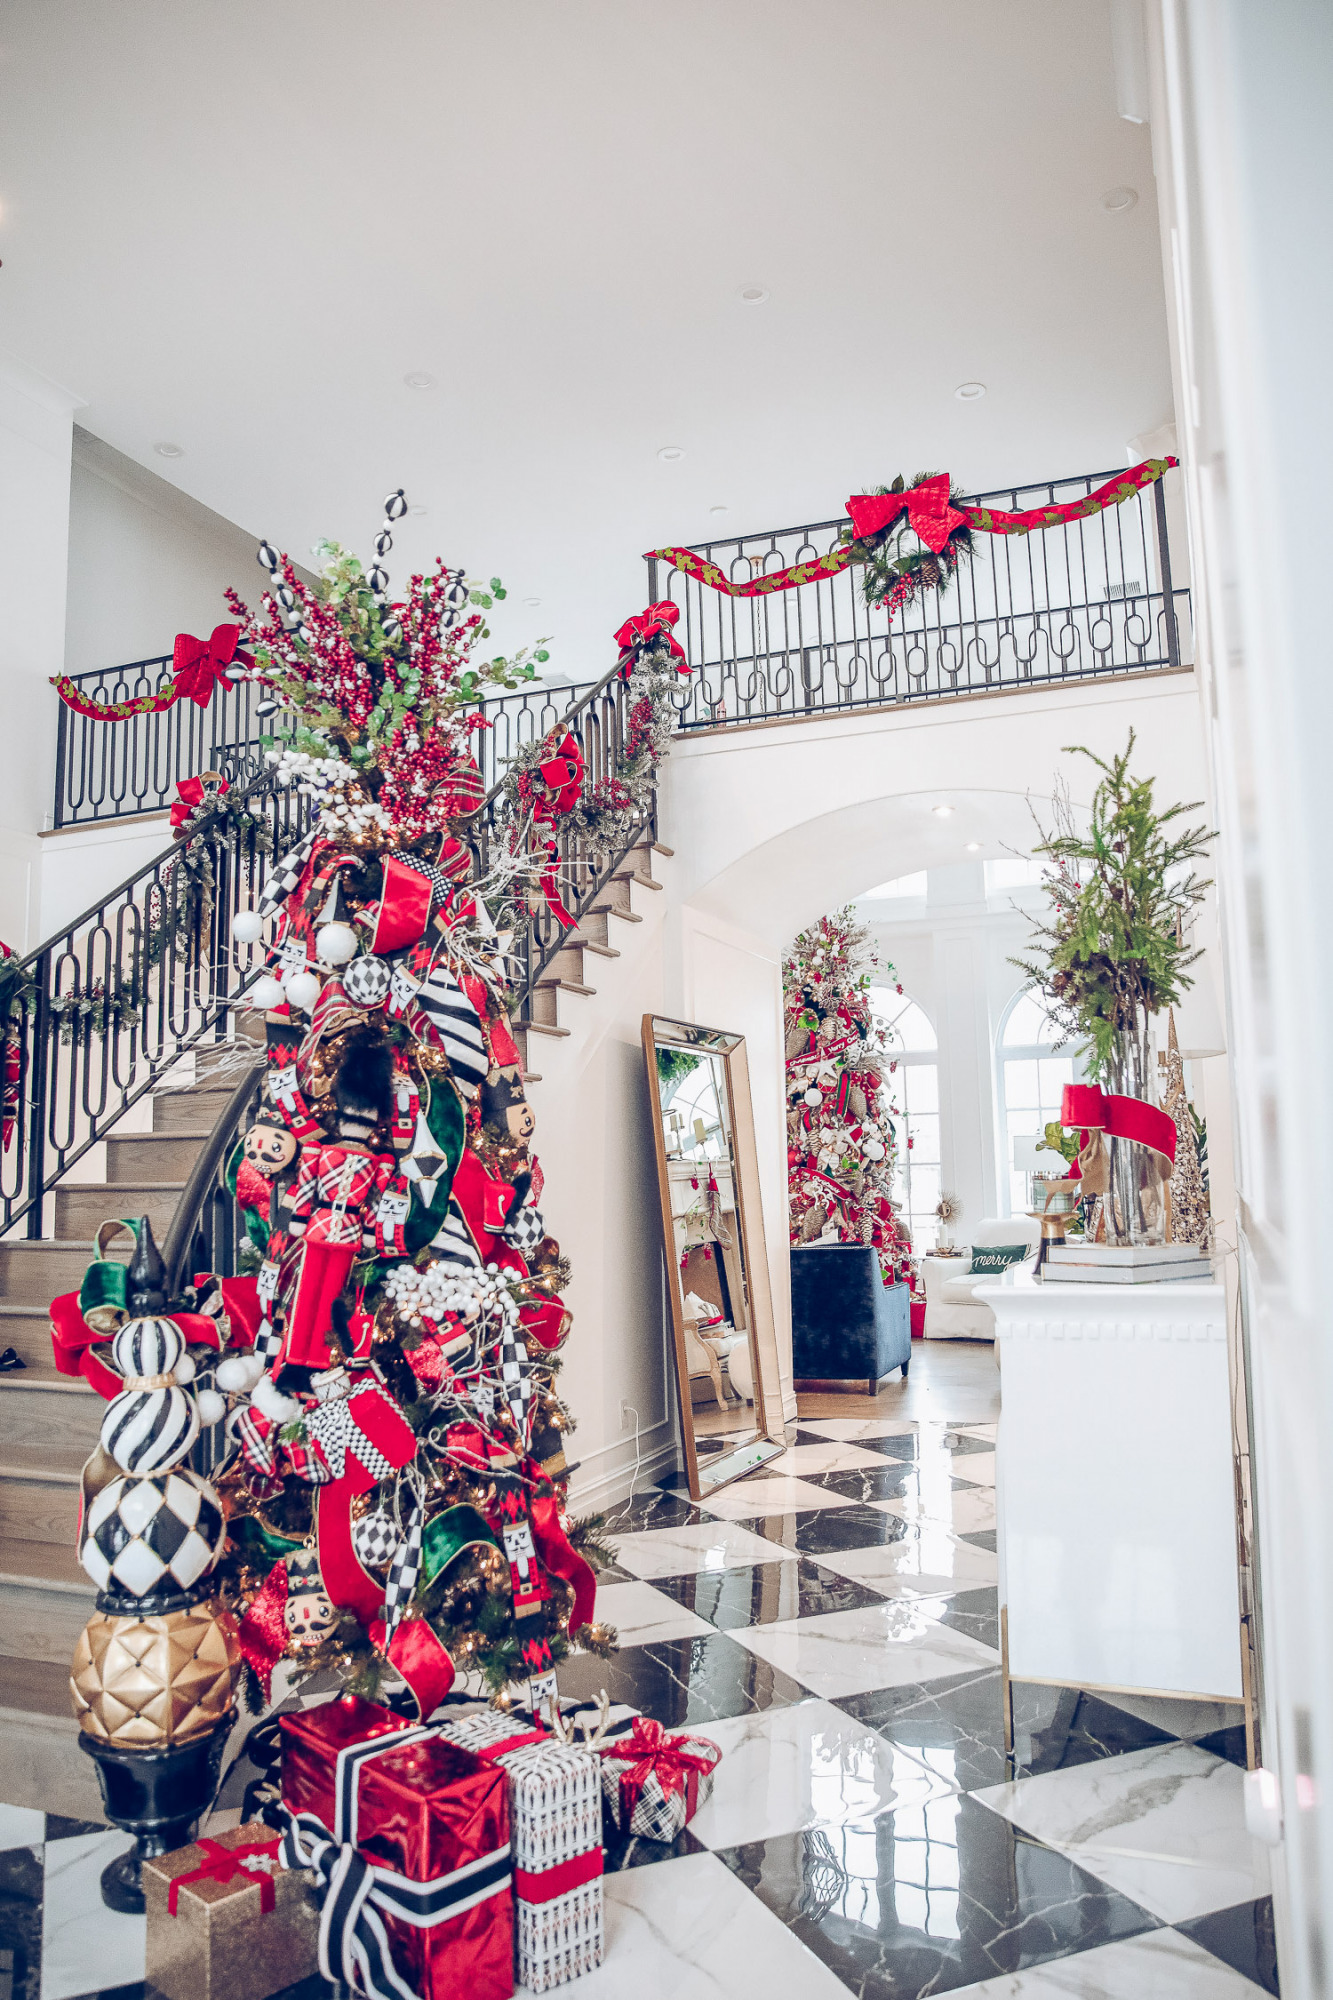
top-left (1101, 186), bottom-right (1138, 212)
top-left (954, 382), bottom-right (986, 403)
top-left (739, 285), bottom-right (770, 305)
top-left (709, 504), bottom-right (730, 517)
top-left (965, 841), bottom-right (982, 852)
top-left (403, 371), bottom-right (436, 390)
top-left (657, 445), bottom-right (685, 463)
top-left (523, 596), bottom-right (541, 608)
top-left (408, 504), bottom-right (427, 516)
top-left (153, 441), bottom-right (184, 458)
top-left (932, 804), bottom-right (954, 817)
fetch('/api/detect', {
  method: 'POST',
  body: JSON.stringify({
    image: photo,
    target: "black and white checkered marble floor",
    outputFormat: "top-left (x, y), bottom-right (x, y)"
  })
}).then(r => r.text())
top-left (0, 1410), bottom-right (1278, 1998)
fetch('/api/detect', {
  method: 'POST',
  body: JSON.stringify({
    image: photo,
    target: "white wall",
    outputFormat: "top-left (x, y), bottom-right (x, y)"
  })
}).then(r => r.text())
top-left (0, 351), bottom-right (80, 947)
top-left (1147, 6), bottom-right (1333, 1988)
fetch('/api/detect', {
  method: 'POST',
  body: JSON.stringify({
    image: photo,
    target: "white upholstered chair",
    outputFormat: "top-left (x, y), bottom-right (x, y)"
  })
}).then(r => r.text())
top-left (922, 1215), bottom-right (1042, 1341)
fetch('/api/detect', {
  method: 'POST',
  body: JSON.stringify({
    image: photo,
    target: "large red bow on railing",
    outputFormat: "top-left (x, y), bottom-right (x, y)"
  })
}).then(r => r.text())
top-left (845, 475), bottom-right (970, 555)
top-left (531, 733), bottom-right (585, 825)
top-left (1060, 1083), bottom-right (1177, 1169)
top-left (613, 601), bottom-right (689, 674)
top-left (172, 624), bottom-right (253, 707)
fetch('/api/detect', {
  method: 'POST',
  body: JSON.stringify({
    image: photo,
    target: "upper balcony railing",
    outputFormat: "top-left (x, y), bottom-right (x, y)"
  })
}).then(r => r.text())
top-left (51, 668), bottom-right (597, 830)
top-left (646, 466), bottom-right (1192, 731)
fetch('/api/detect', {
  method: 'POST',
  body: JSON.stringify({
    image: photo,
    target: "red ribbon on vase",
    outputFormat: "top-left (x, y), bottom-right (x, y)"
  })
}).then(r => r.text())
top-left (1060, 1082), bottom-right (1177, 1169)
top-left (52, 625), bottom-right (256, 720)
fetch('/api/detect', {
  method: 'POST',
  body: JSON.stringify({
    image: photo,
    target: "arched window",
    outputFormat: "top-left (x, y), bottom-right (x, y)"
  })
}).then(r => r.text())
top-left (995, 988), bottom-right (1082, 1217)
top-left (870, 989), bottom-right (940, 1251)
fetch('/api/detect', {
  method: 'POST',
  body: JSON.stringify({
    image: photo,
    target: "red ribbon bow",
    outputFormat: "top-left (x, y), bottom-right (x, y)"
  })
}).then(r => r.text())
top-left (845, 475), bottom-right (969, 555)
top-left (532, 732), bottom-right (585, 824)
top-left (169, 773), bottom-right (229, 831)
top-left (605, 1716), bottom-right (720, 1819)
top-left (613, 601), bottom-right (690, 674)
top-left (1060, 1083), bottom-right (1177, 1168)
top-left (171, 624), bottom-right (253, 708)
top-left (167, 1834), bottom-right (282, 1915)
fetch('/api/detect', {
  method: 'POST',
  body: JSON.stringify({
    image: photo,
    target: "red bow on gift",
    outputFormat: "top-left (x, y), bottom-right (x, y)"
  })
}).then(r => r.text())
top-left (169, 773), bottom-right (229, 831)
top-left (171, 625), bottom-right (253, 708)
top-left (606, 1716), bottom-right (720, 1812)
top-left (167, 1833), bottom-right (282, 1915)
top-left (845, 475), bottom-right (969, 555)
top-left (613, 601), bottom-right (689, 674)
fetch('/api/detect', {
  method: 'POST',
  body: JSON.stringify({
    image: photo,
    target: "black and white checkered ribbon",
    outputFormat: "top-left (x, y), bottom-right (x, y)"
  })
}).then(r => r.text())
top-left (381, 1498), bottom-right (424, 1637)
top-left (303, 1383), bottom-right (396, 1483)
top-left (259, 825), bottom-right (321, 918)
top-left (497, 1328), bottom-right (533, 1434)
top-left (279, 1723), bottom-right (510, 2000)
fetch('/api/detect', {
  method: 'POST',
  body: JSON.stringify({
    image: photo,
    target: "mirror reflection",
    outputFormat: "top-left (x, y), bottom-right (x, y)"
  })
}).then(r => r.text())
top-left (644, 1016), bottom-right (786, 1497)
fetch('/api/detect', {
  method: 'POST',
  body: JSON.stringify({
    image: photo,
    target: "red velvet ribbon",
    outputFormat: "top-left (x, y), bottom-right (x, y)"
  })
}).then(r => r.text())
top-left (531, 734), bottom-right (585, 826)
top-left (171, 625), bottom-right (253, 707)
top-left (846, 475), bottom-right (969, 555)
top-left (513, 1848), bottom-right (603, 1904)
top-left (169, 773), bottom-right (229, 830)
top-left (48, 1293), bottom-right (221, 1398)
top-left (237, 1561), bottom-right (290, 1697)
top-left (370, 1612), bottom-right (457, 1721)
top-left (613, 601), bottom-right (689, 674)
top-left (371, 856), bottom-right (436, 955)
top-left (167, 1834), bottom-right (281, 1915)
top-left (538, 843), bottom-right (577, 930)
top-left (603, 1717), bottom-right (720, 1824)
top-left (1060, 1083), bottom-right (1177, 1168)
top-left (527, 1481), bottom-right (596, 1630)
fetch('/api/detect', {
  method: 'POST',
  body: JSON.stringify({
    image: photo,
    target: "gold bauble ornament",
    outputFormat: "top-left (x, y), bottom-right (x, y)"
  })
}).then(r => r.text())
top-left (70, 1598), bottom-right (241, 1747)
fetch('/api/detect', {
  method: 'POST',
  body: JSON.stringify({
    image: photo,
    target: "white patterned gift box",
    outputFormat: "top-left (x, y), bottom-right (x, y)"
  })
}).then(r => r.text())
top-left (597, 1715), bottom-right (722, 1842)
top-left (434, 1710), bottom-right (603, 1993)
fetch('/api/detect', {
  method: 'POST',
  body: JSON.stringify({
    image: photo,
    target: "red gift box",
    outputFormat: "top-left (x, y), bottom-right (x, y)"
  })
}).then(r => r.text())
top-left (280, 1695), bottom-right (514, 2000)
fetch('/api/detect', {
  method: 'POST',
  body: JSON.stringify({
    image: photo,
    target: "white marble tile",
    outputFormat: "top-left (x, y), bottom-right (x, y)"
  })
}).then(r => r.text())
top-left (610, 1520), bottom-right (799, 1581)
top-left (1096, 1691), bottom-right (1247, 1743)
top-left (874, 1484), bottom-right (997, 1533)
top-left (951, 1450), bottom-right (996, 1486)
top-left (946, 1926), bottom-right (1270, 1996)
top-left (687, 1698), bottom-right (951, 1849)
top-left (769, 1440), bottom-right (898, 1475)
top-left (42, 1828), bottom-right (146, 2000)
top-left (589, 1578), bottom-right (715, 1646)
top-left (514, 1849), bottom-right (848, 1998)
top-left (698, 1474), bottom-right (858, 1519)
top-left (974, 1741), bottom-right (1268, 1923)
top-left (796, 1418), bottom-right (921, 1441)
top-left (0, 1803), bottom-right (46, 1851)
top-left (729, 1599), bottom-right (1000, 1699)
top-left (813, 1523), bottom-right (998, 1597)
top-left (951, 1424), bottom-right (998, 1442)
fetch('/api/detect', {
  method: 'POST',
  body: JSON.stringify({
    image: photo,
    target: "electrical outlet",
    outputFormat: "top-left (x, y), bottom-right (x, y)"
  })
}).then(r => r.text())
top-left (619, 1400), bottom-right (636, 1432)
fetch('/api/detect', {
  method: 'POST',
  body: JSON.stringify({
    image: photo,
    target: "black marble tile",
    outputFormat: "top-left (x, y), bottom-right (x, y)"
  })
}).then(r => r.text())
top-left (1014, 1685), bottom-right (1177, 1776)
top-left (716, 1797), bottom-right (1160, 1997)
top-left (836, 1670), bottom-right (1008, 1793)
top-left (602, 1823), bottom-right (708, 1874)
top-left (1196, 1724), bottom-right (1251, 1769)
top-left (42, 1815), bottom-right (105, 1842)
top-left (860, 1432), bottom-right (993, 1465)
top-left (1177, 1897), bottom-right (1280, 1996)
top-left (654, 1559), bottom-right (886, 1631)
top-left (797, 1463), bottom-right (931, 1505)
top-left (740, 1507), bottom-right (916, 1557)
top-left (600, 1487), bottom-right (705, 1534)
top-left (555, 1629), bottom-right (805, 1725)
top-left (957, 1529), bottom-right (996, 1553)
top-left (933, 1589), bottom-right (1001, 1652)
top-left (0, 1844), bottom-right (43, 2000)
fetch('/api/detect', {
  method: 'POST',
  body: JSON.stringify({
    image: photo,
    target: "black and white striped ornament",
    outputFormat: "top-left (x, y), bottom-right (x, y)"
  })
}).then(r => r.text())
top-left (415, 964), bottom-right (488, 1096)
top-left (99, 1317), bottom-right (200, 1474)
top-left (439, 568), bottom-right (469, 634)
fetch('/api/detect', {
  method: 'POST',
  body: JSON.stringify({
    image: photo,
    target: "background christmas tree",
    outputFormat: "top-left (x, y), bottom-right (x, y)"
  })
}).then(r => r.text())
top-left (783, 908), bottom-right (914, 1281)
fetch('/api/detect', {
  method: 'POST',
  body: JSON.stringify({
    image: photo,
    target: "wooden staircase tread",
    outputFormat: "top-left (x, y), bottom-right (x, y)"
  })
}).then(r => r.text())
top-left (646, 841), bottom-right (675, 857)
top-left (0, 1450), bottom-right (84, 1483)
top-left (58, 1180), bottom-right (188, 1194)
top-left (535, 979), bottom-right (596, 998)
top-left (0, 1539), bottom-right (93, 1592)
top-left (576, 941), bottom-right (621, 960)
top-left (0, 1653), bottom-right (76, 1720)
top-left (109, 1130), bottom-right (214, 1144)
top-left (0, 1240), bottom-right (132, 1253)
top-left (0, 1305), bottom-right (56, 1319)
top-left (519, 1021), bottom-right (572, 1040)
top-left (591, 903), bottom-right (644, 923)
top-left (615, 870), bottom-right (663, 890)
top-left (0, 1370), bottom-right (97, 1394)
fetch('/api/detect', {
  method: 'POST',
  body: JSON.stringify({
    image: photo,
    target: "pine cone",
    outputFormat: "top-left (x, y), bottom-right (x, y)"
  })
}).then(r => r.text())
top-left (918, 556), bottom-right (942, 588)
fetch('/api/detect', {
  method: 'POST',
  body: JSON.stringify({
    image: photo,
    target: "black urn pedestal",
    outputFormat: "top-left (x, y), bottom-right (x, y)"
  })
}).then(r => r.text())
top-left (78, 1714), bottom-right (233, 1913)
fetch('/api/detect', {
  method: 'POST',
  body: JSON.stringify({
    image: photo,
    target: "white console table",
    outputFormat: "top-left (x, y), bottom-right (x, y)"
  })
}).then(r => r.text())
top-left (976, 1269), bottom-right (1244, 1732)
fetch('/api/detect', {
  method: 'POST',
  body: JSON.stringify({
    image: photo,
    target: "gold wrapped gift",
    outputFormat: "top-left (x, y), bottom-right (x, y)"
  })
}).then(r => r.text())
top-left (143, 1820), bottom-right (320, 2000)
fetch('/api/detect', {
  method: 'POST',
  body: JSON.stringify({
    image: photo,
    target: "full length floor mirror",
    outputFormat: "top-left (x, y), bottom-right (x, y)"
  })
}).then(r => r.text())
top-left (643, 1015), bottom-right (788, 1499)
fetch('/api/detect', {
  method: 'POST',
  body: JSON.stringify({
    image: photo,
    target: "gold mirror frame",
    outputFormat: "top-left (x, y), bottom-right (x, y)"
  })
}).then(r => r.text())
top-left (642, 1014), bottom-right (788, 1500)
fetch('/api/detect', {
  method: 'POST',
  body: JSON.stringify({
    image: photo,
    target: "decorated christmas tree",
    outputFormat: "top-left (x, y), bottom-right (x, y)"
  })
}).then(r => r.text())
top-left (783, 908), bottom-right (914, 1281)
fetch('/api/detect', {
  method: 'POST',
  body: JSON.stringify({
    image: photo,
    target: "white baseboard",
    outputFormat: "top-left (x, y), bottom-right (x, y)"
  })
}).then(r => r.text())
top-left (567, 1420), bottom-right (677, 1512)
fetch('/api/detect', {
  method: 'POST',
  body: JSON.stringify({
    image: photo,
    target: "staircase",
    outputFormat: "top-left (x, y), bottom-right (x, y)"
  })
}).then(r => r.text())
top-left (0, 1066), bottom-right (238, 1812)
top-left (516, 838), bottom-right (671, 1071)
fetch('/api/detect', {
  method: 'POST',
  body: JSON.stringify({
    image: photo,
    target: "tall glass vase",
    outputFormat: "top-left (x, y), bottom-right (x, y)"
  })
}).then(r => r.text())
top-left (1103, 1021), bottom-right (1167, 1247)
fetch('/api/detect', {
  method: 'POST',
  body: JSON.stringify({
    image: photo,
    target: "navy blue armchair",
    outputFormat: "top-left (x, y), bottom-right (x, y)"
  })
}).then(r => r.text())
top-left (791, 1245), bottom-right (912, 1390)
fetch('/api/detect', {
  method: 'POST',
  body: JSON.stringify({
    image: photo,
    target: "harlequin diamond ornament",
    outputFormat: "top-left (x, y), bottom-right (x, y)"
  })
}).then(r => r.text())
top-left (70, 1599), bottom-right (241, 1746)
top-left (343, 954), bottom-right (392, 1009)
top-left (80, 1470), bottom-right (225, 1597)
top-left (351, 1507), bottom-right (400, 1572)
top-left (402, 1110), bottom-right (448, 1205)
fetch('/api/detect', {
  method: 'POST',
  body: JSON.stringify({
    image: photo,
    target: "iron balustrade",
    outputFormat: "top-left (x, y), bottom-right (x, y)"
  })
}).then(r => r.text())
top-left (51, 663), bottom-right (598, 829)
top-left (646, 466), bottom-right (1192, 730)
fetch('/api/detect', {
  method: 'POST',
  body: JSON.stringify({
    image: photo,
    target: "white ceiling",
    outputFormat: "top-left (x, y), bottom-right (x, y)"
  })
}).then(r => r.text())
top-left (0, 1), bottom-right (1172, 675)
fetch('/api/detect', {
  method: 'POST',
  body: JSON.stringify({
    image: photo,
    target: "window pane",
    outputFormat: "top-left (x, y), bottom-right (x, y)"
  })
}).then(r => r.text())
top-left (872, 990), bottom-right (937, 1052)
top-left (907, 1112), bottom-right (940, 1165)
top-left (1004, 1058), bottom-right (1042, 1109)
top-left (903, 1063), bottom-right (938, 1113)
top-left (862, 871), bottom-right (927, 899)
top-left (1003, 989), bottom-right (1062, 1048)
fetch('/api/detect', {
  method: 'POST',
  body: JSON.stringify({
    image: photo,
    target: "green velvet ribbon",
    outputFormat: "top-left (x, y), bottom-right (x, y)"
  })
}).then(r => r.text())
top-left (422, 1504), bottom-right (498, 1584)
